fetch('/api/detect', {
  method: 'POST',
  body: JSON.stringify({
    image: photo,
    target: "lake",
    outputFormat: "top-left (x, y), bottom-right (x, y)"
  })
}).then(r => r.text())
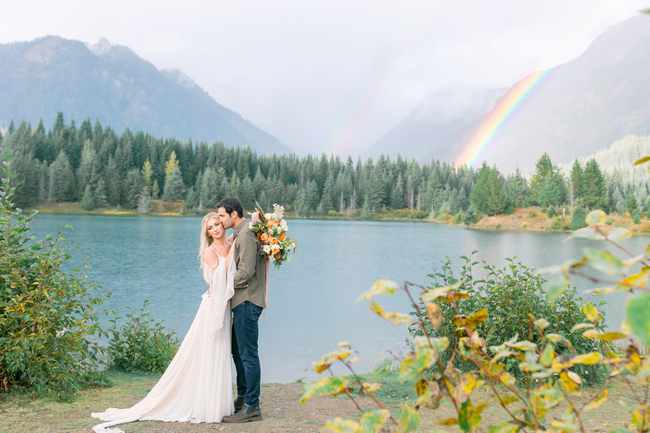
top-left (29, 214), bottom-right (642, 383)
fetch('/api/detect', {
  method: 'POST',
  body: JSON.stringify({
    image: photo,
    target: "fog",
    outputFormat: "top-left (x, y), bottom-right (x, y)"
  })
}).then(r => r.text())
top-left (1, 0), bottom-right (648, 156)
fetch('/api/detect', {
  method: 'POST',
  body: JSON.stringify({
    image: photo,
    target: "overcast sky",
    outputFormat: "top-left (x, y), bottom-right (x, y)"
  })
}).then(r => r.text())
top-left (1, 1), bottom-right (648, 156)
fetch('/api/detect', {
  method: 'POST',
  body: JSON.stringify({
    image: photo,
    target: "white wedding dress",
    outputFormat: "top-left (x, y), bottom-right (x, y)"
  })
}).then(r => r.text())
top-left (91, 248), bottom-right (235, 433)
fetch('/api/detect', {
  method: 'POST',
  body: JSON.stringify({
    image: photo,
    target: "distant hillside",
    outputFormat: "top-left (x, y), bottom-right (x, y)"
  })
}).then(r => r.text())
top-left (365, 88), bottom-right (506, 161)
top-left (0, 36), bottom-right (290, 155)
top-left (372, 15), bottom-right (650, 174)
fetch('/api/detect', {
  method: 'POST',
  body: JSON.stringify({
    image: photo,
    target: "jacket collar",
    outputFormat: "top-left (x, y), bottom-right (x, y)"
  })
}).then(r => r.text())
top-left (232, 218), bottom-right (248, 239)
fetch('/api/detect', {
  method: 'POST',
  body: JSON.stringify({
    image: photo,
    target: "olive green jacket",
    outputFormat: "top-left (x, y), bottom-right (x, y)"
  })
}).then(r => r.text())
top-left (231, 219), bottom-right (267, 309)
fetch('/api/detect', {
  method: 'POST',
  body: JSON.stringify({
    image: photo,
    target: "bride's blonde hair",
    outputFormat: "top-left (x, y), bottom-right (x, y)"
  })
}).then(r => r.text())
top-left (199, 212), bottom-right (221, 269)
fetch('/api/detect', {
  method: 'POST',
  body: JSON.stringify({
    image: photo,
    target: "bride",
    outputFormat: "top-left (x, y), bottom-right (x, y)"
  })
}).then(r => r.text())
top-left (92, 212), bottom-right (236, 433)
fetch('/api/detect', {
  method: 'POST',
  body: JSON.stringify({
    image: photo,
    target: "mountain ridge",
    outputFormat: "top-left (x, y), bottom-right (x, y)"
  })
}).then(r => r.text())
top-left (368, 14), bottom-right (650, 174)
top-left (0, 35), bottom-right (291, 155)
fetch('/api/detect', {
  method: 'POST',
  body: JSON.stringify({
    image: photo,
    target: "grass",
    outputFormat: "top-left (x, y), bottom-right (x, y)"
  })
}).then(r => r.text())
top-left (0, 370), bottom-right (162, 433)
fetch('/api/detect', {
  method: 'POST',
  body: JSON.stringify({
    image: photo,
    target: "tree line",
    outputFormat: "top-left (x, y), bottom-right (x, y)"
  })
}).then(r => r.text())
top-left (1, 113), bottom-right (643, 221)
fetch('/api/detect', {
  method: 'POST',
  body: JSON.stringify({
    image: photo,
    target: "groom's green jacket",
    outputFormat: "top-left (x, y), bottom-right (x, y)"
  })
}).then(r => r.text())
top-left (231, 219), bottom-right (267, 309)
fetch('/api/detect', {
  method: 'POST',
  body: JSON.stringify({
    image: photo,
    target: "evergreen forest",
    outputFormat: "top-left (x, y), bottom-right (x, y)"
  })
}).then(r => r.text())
top-left (2, 113), bottom-right (649, 221)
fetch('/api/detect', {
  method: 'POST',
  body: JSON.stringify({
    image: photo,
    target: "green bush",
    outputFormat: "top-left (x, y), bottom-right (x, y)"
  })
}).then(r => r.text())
top-left (570, 207), bottom-right (587, 230)
top-left (530, 211), bottom-right (536, 218)
top-left (0, 156), bottom-right (110, 400)
top-left (605, 218), bottom-right (613, 225)
top-left (547, 206), bottom-right (556, 218)
top-left (551, 216), bottom-right (569, 230)
top-left (409, 254), bottom-right (607, 385)
top-left (631, 209), bottom-right (641, 224)
top-left (107, 300), bottom-right (180, 373)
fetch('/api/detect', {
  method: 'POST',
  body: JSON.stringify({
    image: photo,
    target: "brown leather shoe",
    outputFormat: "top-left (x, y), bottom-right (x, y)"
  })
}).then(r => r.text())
top-left (222, 405), bottom-right (262, 423)
top-left (234, 396), bottom-right (245, 413)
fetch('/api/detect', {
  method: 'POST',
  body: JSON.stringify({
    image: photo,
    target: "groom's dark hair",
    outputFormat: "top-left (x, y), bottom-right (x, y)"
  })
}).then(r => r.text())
top-left (216, 197), bottom-right (244, 218)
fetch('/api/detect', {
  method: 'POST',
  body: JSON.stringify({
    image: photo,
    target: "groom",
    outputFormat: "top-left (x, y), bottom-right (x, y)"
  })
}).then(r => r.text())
top-left (217, 197), bottom-right (266, 423)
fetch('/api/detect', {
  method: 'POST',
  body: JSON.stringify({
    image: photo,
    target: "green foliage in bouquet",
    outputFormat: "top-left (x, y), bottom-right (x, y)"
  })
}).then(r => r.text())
top-left (409, 254), bottom-right (608, 386)
top-left (0, 155), bottom-right (110, 401)
top-left (107, 300), bottom-right (180, 373)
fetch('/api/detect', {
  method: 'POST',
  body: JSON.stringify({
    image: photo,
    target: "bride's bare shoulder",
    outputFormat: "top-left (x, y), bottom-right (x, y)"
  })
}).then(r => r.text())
top-left (205, 245), bottom-right (218, 268)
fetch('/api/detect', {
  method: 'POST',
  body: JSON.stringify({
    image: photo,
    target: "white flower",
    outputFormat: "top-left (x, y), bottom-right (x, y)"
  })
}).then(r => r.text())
top-left (264, 213), bottom-right (272, 220)
top-left (56, 330), bottom-right (66, 338)
top-left (273, 204), bottom-right (285, 219)
top-left (280, 219), bottom-right (287, 227)
top-left (263, 245), bottom-right (271, 254)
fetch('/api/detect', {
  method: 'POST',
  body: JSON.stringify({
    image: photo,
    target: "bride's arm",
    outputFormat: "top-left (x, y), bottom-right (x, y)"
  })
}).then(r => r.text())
top-left (204, 247), bottom-right (219, 296)
top-left (225, 238), bottom-right (236, 271)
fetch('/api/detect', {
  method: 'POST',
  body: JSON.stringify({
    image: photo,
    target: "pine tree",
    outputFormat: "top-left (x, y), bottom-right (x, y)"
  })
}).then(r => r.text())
top-left (470, 163), bottom-right (507, 216)
top-left (582, 159), bottom-right (606, 209)
top-left (137, 186), bottom-right (152, 214)
top-left (152, 179), bottom-right (160, 199)
top-left (76, 140), bottom-right (97, 196)
top-left (80, 184), bottom-right (95, 211)
top-left (238, 176), bottom-right (256, 210)
top-left (163, 167), bottom-right (185, 202)
top-left (49, 150), bottom-right (75, 202)
top-left (538, 177), bottom-right (561, 207)
top-left (94, 179), bottom-right (108, 208)
top-left (165, 151), bottom-right (180, 180)
top-left (141, 159), bottom-right (153, 189)
top-left (121, 169), bottom-right (143, 209)
top-left (570, 207), bottom-right (587, 230)
top-left (104, 156), bottom-right (121, 206)
top-left (570, 160), bottom-right (583, 201)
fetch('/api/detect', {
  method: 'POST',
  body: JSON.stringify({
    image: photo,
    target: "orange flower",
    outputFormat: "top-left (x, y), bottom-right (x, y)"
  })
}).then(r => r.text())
top-left (270, 237), bottom-right (278, 244)
top-left (278, 232), bottom-right (286, 241)
top-left (266, 220), bottom-right (274, 228)
top-left (257, 232), bottom-right (262, 241)
top-left (274, 252), bottom-right (281, 259)
top-left (260, 233), bottom-right (269, 242)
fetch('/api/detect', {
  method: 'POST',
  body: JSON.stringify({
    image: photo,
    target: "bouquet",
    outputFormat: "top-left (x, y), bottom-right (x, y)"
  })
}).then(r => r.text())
top-left (249, 203), bottom-right (297, 269)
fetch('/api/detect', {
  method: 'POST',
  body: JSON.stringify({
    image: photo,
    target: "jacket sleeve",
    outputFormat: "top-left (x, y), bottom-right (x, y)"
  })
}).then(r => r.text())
top-left (234, 231), bottom-right (258, 289)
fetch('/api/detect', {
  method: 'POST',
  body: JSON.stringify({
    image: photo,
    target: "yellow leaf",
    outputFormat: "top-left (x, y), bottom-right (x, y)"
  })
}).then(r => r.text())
top-left (437, 418), bottom-right (459, 426)
top-left (584, 389), bottom-right (607, 412)
top-left (583, 302), bottom-right (600, 322)
top-left (420, 282), bottom-right (462, 302)
top-left (324, 417), bottom-right (363, 433)
top-left (572, 352), bottom-right (603, 365)
top-left (355, 280), bottom-right (400, 304)
top-left (619, 272), bottom-right (650, 289)
top-left (500, 372), bottom-right (516, 386)
top-left (560, 372), bottom-right (579, 393)
top-left (369, 300), bottom-right (411, 325)
top-left (567, 371), bottom-right (582, 384)
top-left (426, 303), bottom-right (443, 330)
top-left (585, 209), bottom-right (607, 226)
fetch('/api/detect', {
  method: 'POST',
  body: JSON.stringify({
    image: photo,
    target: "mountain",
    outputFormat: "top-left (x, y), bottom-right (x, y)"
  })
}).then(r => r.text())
top-left (370, 15), bottom-right (650, 174)
top-left (365, 88), bottom-right (506, 161)
top-left (0, 36), bottom-right (291, 155)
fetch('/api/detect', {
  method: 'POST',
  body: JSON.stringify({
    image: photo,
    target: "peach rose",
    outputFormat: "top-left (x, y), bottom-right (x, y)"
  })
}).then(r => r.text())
top-left (260, 233), bottom-right (269, 242)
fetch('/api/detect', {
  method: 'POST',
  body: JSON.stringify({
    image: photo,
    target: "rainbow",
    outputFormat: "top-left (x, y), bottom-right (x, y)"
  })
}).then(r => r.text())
top-left (455, 3), bottom-right (635, 168)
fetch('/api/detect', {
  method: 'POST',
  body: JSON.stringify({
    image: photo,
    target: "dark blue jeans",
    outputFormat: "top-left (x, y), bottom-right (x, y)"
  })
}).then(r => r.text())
top-left (232, 301), bottom-right (263, 407)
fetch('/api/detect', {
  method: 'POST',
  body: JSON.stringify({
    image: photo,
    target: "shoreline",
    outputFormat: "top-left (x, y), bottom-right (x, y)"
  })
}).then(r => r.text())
top-left (29, 203), bottom-right (650, 236)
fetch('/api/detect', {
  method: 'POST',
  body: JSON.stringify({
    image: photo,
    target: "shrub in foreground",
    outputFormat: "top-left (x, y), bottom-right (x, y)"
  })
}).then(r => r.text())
top-left (107, 300), bottom-right (180, 373)
top-left (409, 254), bottom-right (607, 386)
top-left (0, 155), bottom-right (110, 400)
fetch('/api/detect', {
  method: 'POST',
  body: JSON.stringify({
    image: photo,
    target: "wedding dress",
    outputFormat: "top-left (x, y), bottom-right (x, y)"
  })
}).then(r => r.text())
top-left (91, 247), bottom-right (235, 433)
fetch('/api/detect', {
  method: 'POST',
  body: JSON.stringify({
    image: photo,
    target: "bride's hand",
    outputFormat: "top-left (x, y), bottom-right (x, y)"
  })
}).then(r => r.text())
top-left (227, 238), bottom-right (236, 258)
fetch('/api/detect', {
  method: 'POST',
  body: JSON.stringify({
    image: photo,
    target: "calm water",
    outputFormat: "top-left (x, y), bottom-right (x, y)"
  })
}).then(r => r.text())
top-left (30, 215), bottom-right (643, 383)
